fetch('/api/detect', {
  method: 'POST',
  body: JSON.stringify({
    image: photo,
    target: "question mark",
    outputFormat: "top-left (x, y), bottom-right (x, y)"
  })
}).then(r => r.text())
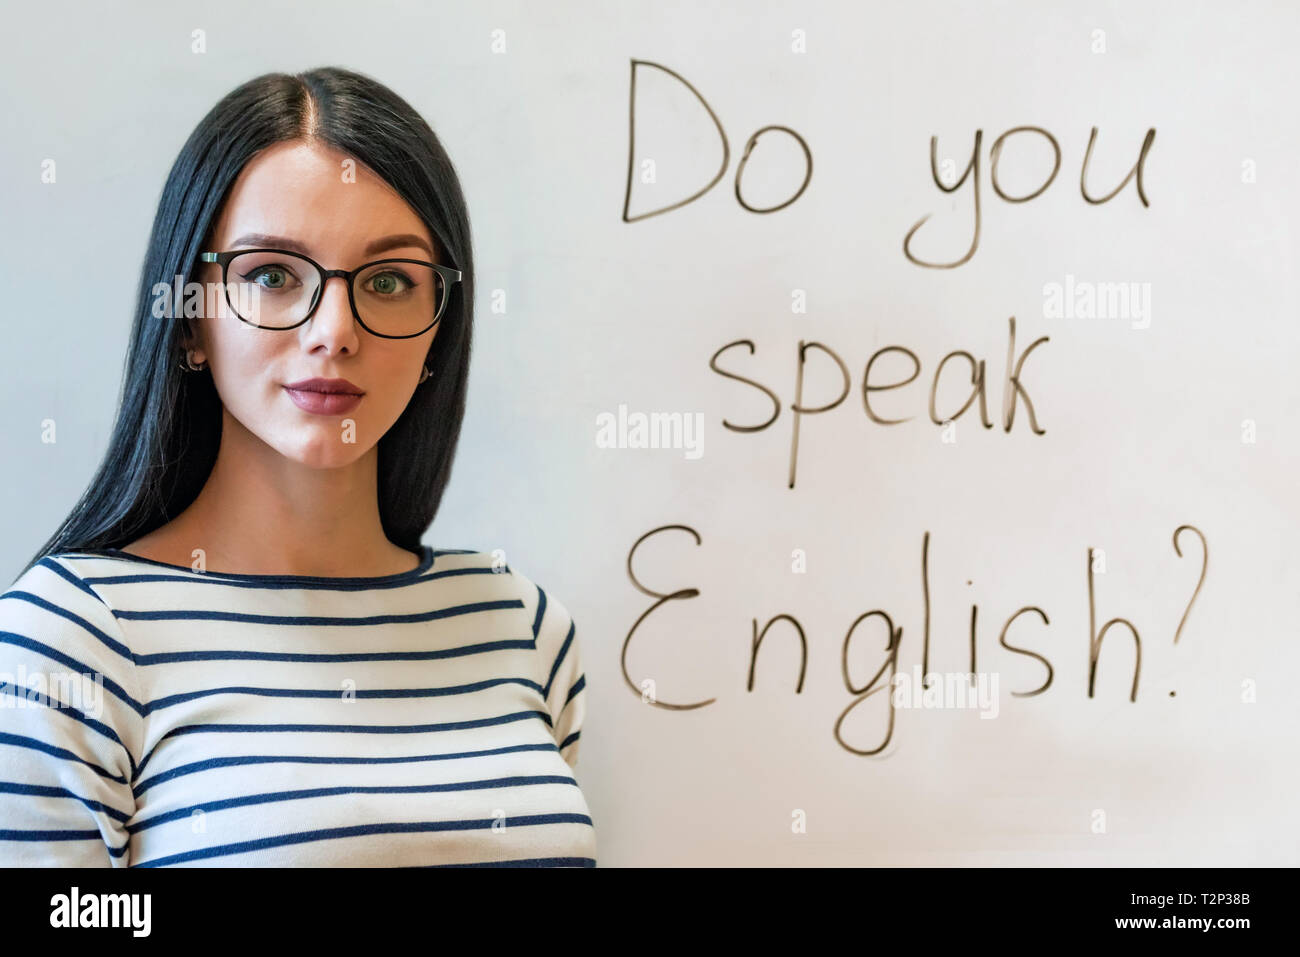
top-left (1171, 524), bottom-right (1208, 645)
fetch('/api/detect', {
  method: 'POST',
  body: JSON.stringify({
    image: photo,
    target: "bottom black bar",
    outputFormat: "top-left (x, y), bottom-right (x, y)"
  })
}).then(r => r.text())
top-left (0, 864), bottom-right (1284, 941)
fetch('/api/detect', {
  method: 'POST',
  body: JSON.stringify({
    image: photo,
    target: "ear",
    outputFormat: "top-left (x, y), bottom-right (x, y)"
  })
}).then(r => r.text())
top-left (179, 318), bottom-right (207, 365)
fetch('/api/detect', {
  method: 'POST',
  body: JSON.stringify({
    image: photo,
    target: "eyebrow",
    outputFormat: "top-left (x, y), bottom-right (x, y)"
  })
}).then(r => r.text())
top-left (227, 233), bottom-right (436, 259)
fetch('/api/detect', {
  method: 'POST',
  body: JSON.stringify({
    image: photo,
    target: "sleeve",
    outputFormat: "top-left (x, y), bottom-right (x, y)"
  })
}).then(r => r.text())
top-left (0, 556), bottom-right (142, 867)
top-left (517, 570), bottom-right (587, 770)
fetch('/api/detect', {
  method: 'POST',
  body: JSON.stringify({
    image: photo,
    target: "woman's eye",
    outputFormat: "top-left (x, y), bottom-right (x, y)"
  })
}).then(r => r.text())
top-left (368, 271), bottom-right (413, 295)
top-left (244, 265), bottom-right (298, 289)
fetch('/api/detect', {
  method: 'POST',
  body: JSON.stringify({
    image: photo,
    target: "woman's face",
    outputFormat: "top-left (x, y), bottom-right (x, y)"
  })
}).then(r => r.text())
top-left (189, 139), bottom-right (440, 469)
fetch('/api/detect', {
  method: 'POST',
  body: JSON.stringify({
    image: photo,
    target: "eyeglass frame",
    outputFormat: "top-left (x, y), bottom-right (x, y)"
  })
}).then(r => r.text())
top-left (197, 248), bottom-right (462, 339)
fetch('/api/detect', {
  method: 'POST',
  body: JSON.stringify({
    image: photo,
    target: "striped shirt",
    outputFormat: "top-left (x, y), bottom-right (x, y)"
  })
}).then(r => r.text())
top-left (0, 545), bottom-right (595, 867)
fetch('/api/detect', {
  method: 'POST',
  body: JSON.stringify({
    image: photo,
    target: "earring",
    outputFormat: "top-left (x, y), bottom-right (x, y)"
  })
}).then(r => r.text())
top-left (179, 348), bottom-right (208, 372)
top-left (418, 364), bottom-right (431, 384)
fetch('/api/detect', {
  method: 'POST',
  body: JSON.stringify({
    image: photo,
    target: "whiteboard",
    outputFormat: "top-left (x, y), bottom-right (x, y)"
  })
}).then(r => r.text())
top-left (2, 0), bottom-right (1297, 866)
top-left (448, 0), bottom-right (1299, 866)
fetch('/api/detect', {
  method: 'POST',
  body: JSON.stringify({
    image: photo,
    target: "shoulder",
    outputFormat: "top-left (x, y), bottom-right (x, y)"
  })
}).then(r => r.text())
top-left (434, 548), bottom-right (572, 612)
top-left (0, 552), bottom-right (140, 704)
top-left (433, 547), bottom-right (577, 638)
top-left (2, 553), bottom-right (124, 638)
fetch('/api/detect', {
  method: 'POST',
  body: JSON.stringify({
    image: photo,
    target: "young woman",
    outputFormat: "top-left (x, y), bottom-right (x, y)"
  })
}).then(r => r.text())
top-left (0, 68), bottom-right (595, 866)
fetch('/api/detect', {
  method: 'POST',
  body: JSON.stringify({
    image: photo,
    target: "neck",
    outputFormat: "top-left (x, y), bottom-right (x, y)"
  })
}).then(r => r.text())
top-left (156, 407), bottom-right (409, 576)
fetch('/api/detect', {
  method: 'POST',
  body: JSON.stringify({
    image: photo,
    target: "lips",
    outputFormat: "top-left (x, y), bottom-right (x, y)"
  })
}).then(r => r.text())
top-left (283, 377), bottom-right (365, 416)
top-left (283, 377), bottom-right (364, 395)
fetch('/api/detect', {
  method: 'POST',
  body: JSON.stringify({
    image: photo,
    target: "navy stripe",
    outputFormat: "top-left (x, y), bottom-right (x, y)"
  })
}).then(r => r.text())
top-left (552, 674), bottom-right (585, 727)
top-left (0, 781), bottom-right (133, 823)
top-left (0, 684), bottom-right (135, 776)
top-left (0, 595), bottom-right (136, 665)
top-left (134, 636), bottom-right (534, 666)
top-left (543, 622), bottom-right (577, 699)
top-left (133, 710), bottom-right (554, 782)
top-left (113, 598), bottom-right (523, 625)
top-left (531, 584), bottom-right (547, 642)
top-left (565, 673), bottom-right (586, 705)
top-left (128, 774), bottom-right (581, 834)
top-left (0, 731), bottom-right (127, 784)
top-left (157, 709), bottom-right (554, 738)
top-left (67, 544), bottom-right (436, 585)
top-left (0, 631), bottom-right (144, 715)
top-left (133, 814), bottom-right (596, 867)
top-left (0, 827), bottom-right (104, 842)
top-left (143, 676), bottom-right (543, 716)
top-left (0, 825), bottom-right (127, 858)
top-left (80, 564), bottom-right (510, 591)
top-left (132, 742), bottom-right (560, 797)
top-left (39, 557), bottom-right (106, 602)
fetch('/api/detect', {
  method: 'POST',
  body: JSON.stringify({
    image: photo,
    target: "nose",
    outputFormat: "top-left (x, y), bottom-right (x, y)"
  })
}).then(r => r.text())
top-left (302, 274), bottom-right (360, 353)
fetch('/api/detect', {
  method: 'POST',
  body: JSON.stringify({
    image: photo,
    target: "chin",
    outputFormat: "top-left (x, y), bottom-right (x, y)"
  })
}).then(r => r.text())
top-left (277, 429), bottom-right (372, 469)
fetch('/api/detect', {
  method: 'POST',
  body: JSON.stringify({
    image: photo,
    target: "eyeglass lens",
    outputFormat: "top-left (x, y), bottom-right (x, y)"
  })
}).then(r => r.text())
top-left (222, 251), bottom-right (445, 335)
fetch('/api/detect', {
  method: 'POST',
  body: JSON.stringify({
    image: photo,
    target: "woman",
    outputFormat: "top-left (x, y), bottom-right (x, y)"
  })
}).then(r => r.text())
top-left (0, 68), bottom-right (595, 866)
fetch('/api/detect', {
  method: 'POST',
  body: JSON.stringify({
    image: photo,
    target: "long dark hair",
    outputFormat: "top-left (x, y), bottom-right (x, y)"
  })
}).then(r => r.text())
top-left (18, 67), bottom-right (474, 578)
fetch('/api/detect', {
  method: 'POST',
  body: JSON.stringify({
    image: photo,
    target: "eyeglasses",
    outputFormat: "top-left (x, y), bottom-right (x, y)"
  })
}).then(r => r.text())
top-left (198, 248), bottom-right (462, 339)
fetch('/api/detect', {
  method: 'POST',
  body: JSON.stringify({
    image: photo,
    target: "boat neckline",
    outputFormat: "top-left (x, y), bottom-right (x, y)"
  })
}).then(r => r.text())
top-left (61, 543), bottom-right (436, 584)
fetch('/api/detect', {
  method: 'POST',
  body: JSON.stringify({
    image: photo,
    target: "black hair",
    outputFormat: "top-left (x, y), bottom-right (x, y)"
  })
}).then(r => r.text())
top-left (18, 66), bottom-right (474, 578)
